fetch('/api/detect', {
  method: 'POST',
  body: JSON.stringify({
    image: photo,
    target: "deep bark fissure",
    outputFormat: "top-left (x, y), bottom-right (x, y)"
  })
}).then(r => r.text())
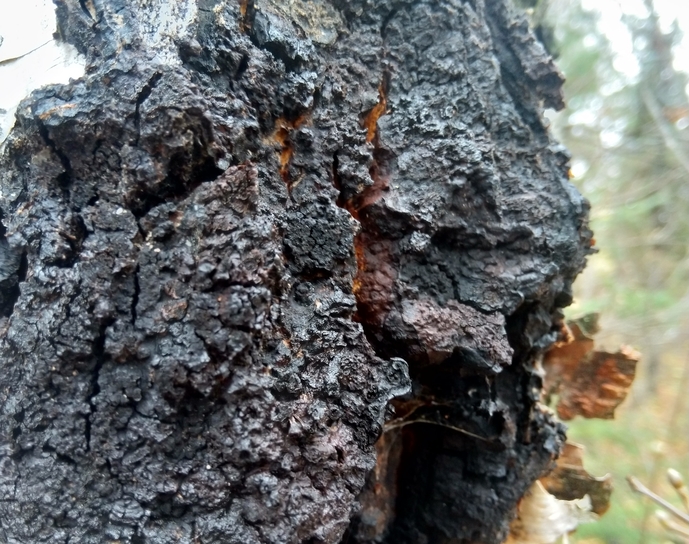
top-left (78, 0), bottom-right (90, 18)
top-left (131, 264), bottom-right (140, 326)
top-left (239, 0), bottom-right (256, 33)
top-left (235, 53), bottom-right (250, 81)
top-left (129, 152), bottom-right (224, 218)
top-left (84, 320), bottom-right (112, 452)
top-left (133, 72), bottom-right (163, 147)
top-left (0, 207), bottom-right (26, 318)
top-left (0, 249), bottom-right (26, 318)
top-left (36, 119), bottom-right (74, 196)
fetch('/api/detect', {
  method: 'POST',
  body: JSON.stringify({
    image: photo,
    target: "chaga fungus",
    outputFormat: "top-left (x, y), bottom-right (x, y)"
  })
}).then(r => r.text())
top-left (0, 0), bottom-right (596, 543)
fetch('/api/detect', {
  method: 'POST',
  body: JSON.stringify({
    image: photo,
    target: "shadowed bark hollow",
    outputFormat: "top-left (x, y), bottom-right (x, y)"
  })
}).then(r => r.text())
top-left (0, 1), bottom-right (592, 543)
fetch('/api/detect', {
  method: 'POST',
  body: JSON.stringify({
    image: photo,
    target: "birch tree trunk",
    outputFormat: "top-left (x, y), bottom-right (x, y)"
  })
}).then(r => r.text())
top-left (0, 1), bottom-right (592, 543)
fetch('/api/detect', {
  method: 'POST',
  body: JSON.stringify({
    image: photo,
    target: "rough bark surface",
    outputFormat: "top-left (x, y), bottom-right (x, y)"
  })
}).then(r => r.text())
top-left (0, 1), bottom-right (592, 543)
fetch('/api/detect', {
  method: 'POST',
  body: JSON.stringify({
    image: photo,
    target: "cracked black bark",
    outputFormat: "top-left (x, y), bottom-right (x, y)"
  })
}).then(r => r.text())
top-left (0, 1), bottom-right (592, 543)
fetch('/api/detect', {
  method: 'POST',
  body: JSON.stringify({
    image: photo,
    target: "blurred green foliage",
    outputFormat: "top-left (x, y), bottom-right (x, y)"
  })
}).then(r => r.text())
top-left (539, 0), bottom-right (689, 542)
top-left (547, 0), bottom-right (689, 353)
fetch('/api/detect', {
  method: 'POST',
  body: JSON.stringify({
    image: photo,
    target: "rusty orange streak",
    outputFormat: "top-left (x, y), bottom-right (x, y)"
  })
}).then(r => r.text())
top-left (364, 83), bottom-right (388, 143)
top-left (272, 115), bottom-right (310, 188)
top-left (274, 121), bottom-right (292, 185)
top-left (352, 236), bottom-right (367, 298)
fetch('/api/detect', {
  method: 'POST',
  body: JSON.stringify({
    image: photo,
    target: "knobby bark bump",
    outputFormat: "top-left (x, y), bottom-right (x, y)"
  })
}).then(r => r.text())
top-left (0, 1), bottom-right (593, 543)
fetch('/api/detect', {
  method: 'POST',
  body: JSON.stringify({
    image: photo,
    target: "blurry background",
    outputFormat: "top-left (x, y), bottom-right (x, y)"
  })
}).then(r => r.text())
top-left (526, 0), bottom-right (689, 541)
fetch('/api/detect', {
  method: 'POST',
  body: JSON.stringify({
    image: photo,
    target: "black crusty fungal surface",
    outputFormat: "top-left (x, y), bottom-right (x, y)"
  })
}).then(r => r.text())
top-left (0, 1), bottom-right (592, 543)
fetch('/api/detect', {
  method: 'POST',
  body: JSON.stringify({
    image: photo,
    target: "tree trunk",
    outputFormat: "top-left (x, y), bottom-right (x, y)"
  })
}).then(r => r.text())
top-left (0, 1), bottom-right (592, 543)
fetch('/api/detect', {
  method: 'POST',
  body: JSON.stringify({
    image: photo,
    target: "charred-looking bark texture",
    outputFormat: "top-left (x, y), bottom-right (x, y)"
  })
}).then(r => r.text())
top-left (0, 0), bottom-right (592, 543)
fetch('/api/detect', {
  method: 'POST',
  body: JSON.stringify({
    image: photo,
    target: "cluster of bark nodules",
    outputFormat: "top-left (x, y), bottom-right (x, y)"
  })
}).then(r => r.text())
top-left (0, 0), bottom-right (592, 543)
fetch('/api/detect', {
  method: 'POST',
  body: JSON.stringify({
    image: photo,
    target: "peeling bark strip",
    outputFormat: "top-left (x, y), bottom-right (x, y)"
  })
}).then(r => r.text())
top-left (0, 1), bottom-right (592, 544)
top-left (543, 315), bottom-right (639, 421)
